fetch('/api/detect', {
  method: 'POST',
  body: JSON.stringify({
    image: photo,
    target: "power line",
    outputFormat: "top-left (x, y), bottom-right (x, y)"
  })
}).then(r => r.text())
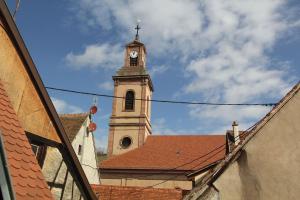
top-left (126, 143), bottom-right (228, 197)
top-left (124, 130), bottom-right (248, 182)
top-left (45, 86), bottom-right (276, 107)
top-left (122, 122), bottom-right (258, 191)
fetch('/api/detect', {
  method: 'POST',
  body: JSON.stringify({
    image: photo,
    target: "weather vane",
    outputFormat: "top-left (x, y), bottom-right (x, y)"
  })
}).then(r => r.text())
top-left (135, 19), bottom-right (141, 40)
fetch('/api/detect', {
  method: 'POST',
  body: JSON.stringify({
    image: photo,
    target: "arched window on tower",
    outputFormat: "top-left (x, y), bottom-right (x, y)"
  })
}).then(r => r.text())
top-left (125, 91), bottom-right (135, 110)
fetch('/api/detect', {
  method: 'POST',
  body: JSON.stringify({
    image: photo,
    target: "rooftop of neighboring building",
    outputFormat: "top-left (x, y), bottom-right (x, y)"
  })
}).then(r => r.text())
top-left (59, 113), bottom-right (89, 142)
top-left (100, 134), bottom-right (226, 173)
top-left (91, 184), bottom-right (184, 200)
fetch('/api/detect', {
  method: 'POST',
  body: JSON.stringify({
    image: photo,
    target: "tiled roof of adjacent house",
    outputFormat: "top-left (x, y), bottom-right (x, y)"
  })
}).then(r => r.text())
top-left (59, 113), bottom-right (89, 142)
top-left (91, 184), bottom-right (183, 200)
top-left (100, 135), bottom-right (225, 172)
top-left (0, 81), bottom-right (53, 200)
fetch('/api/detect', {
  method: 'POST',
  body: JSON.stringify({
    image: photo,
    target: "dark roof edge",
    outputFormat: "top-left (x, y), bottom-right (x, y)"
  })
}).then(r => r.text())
top-left (59, 112), bottom-right (89, 118)
top-left (149, 134), bottom-right (224, 137)
top-left (0, 1), bottom-right (96, 199)
top-left (99, 168), bottom-right (191, 174)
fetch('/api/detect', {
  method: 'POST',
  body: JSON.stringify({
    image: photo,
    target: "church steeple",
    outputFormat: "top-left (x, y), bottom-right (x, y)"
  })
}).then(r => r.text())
top-left (107, 28), bottom-right (154, 157)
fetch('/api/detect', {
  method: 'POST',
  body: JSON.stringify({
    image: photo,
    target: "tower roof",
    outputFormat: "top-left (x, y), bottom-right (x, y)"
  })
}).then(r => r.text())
top-left (126, 39), bottom-right (147, 53)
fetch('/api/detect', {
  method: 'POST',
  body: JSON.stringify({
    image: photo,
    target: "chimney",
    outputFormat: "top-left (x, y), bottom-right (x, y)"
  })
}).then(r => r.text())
top-left (232, 121), bottom-right (240, 145)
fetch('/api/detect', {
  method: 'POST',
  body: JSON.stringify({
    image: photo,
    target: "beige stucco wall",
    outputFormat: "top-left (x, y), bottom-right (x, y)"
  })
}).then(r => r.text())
top-left (108, 78), bottom-right (152, 156)
top-left (0, 23), bottom-right (60, 143)
top-left (214, 89), bottom-right (300, 200)
top-left (71, 117), bottom-right (100, 184)
top-left (115, 82), bottom-right (142, 116)
top-left (42, 146), bottom-right (82, 200)
top-left (111, 127), bottom-right (140, 155)
top-left (101, 177), bottom-right (193, 190)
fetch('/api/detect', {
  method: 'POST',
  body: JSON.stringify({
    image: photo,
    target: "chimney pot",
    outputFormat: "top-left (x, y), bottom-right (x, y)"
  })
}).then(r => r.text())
top-left (232, 121), bottom-right (240, 145)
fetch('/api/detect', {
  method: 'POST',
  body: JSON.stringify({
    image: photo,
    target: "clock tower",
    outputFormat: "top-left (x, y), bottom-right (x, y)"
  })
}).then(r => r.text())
top-left (107, 30), bottom-right (154, 156)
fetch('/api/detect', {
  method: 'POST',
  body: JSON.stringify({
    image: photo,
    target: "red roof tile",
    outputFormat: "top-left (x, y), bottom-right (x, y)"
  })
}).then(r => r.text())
top-left (0, 81), bottom-right (53, 200)
top-left (91, 184), bottom-right (183, 200)
top-left (100, 135), bottom-right (225, 172)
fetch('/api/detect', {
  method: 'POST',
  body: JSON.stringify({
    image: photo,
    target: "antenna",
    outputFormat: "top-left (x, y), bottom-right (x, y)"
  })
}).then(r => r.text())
top-left (13, 0), bottom-right (21, 20)
top-left (93, 96), bottom-right (98, 106)
top-left (90, 96), bottom-right (99, 115)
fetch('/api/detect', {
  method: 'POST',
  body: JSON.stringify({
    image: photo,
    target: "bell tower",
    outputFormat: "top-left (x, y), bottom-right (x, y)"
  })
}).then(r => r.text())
top-left (107, 26), bottom-right (154, 156)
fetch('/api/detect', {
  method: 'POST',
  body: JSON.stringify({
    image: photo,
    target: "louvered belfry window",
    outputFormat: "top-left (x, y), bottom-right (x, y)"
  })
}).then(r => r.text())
top-left (130, 57), bottom-right (138, 66)
top-left (125, 91), bottom-right (134, 110)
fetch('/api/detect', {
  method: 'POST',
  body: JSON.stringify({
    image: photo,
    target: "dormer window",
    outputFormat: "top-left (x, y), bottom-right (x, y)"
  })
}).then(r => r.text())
top-left (125, 91), bottom-right (135, 110)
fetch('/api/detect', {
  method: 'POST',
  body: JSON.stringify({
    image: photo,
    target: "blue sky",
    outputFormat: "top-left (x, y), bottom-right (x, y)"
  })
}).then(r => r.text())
top-left (6, 0), bottom-right (300, 151)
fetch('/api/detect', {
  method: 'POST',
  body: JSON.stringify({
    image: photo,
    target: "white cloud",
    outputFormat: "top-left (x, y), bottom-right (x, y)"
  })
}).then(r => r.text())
top-left (65, 43), bottom-right (123, 69)
top-left (51, 97), bottom-right (83, 114)
top-left (149, 65), bottom-right (169, 77)
top-left (94, 134), bottom-right (108, 153)
top-left (152, 118), bottom-right (195, 135)
top-left (68, 0), bottom-right (299, 130)
top-left (98, 81), bottom-right (114, 91)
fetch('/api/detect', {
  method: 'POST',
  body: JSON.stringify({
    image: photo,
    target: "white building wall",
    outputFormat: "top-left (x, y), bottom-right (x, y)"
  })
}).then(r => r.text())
top-left (72, 117), bottom-right (100, 184)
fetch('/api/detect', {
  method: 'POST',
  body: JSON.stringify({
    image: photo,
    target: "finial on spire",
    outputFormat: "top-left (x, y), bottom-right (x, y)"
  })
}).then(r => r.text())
top-left (135, 19), bottom-right (141, 40)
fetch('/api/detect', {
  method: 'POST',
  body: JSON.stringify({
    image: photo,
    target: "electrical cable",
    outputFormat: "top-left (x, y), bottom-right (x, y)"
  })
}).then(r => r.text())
top-left (45, 86), bottom-right (276, 107)
top-left (121, 121), bottom-right (259, 191)
top-left (126, 143), bottom-right (228, 197)
top-left (46, 86), bottom-right (269, 193)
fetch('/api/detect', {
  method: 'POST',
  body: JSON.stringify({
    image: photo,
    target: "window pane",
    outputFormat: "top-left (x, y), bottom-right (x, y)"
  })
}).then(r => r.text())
top-left (125, 91), bottom-right (134, 110)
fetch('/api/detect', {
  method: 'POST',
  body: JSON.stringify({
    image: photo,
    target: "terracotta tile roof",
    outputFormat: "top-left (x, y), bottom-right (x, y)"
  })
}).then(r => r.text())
top-left (59, 113), bottom-right (89, 142)
top-left (100, 135), bottom-right (225, 172)
top-left (91, 184), bottom-right (183, 200)
top-left (0, 81), bottom-right (53, 200)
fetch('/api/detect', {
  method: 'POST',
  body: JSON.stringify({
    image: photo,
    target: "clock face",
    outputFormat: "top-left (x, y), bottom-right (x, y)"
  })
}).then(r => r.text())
top-left (130, 50), bottom-right (138, 58)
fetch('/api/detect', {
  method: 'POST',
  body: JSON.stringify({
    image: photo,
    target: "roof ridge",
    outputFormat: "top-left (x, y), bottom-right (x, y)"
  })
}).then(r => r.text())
top-left (242, 81), bottom-right (300, 146)
top-left (59, 112), bottom-right (89, 118)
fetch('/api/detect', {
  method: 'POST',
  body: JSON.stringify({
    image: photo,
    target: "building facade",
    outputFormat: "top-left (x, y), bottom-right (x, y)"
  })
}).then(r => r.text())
top-left (60, 113), bottom-right (100, 184)
top-left (184, 82), bottom-right (300, 200)
top-left (100, 35), bottom-right (228, 191)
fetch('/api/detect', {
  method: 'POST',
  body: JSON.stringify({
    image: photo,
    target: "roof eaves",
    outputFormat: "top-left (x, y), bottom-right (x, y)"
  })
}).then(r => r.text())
top-left (186, 159), bottom-right (222, 178)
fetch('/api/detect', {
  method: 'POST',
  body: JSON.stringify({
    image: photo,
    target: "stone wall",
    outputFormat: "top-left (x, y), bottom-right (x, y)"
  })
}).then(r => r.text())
top-left (42, 146), bottom-right (83, 200)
